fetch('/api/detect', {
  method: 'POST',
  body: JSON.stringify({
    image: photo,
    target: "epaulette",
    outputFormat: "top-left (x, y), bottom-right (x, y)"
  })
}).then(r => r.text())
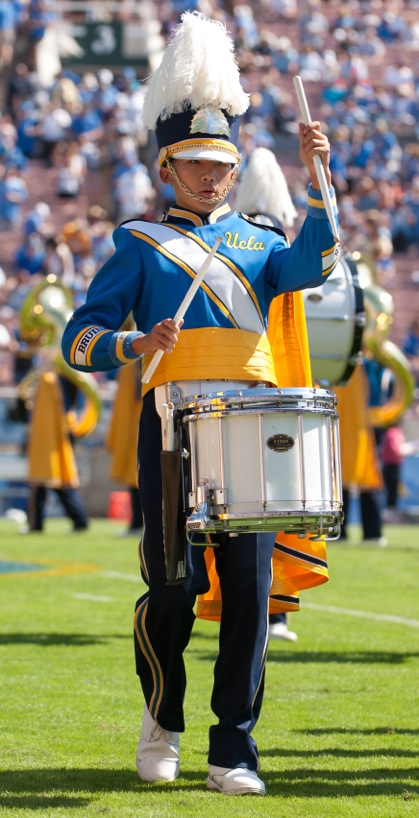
top-left (119, 214), bottom-right (166, 228)
top-left (118, 217), bottom-right (139, 228)
top-left (239, 212), bottom-right (288, 242)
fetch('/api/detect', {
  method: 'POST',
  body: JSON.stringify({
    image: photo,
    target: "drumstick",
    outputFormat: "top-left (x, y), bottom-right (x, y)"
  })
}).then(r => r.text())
top-left (293, 75), bottom-right (340, 242)
top-left (142, 235), bottom-right (223, 384)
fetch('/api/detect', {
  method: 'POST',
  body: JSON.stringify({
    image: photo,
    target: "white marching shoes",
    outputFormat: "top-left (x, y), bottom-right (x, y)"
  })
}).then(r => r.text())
top-left (136, 704), bottom-right (266, 794)
top-left (268, 621), bottom-right (298, 642)
top-left (207, 765), bottom-right (266, 796)
top-left (136, 704), bottom-right (180, 781)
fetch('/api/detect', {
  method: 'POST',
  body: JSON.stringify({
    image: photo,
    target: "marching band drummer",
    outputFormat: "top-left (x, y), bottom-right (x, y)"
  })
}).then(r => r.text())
top-left (62, 12), bottom-right (339, 797)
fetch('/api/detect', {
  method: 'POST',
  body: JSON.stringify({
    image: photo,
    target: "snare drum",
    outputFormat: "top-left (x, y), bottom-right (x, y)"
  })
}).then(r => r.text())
top-left (178, 387), bottom-right (343, 539)
top-left (303, 256), bottom-right (365, 386)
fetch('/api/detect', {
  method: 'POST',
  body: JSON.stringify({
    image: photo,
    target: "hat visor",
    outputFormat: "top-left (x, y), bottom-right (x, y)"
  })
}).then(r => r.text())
top-left (170, 147), bottom-right (239, 164)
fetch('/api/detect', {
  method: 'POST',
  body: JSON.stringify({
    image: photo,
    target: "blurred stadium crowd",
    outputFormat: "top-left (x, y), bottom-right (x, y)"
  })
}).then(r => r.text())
top-left (0, 0), bottom-right (418, 388)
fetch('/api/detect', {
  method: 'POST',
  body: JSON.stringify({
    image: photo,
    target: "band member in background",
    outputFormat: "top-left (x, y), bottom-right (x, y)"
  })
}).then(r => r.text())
top-left (107, 355), bottom-right (143, 536)
top-left (335, 355), bottom-right (386, 546)
top-left (26, 371), bottom-right (89, 532)
top-left (62, 12), bottom-right (339, 796)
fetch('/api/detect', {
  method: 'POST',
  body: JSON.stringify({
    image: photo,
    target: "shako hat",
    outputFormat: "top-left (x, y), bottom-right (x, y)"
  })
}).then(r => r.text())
top-left (142, 12), bottom-right (249, 166)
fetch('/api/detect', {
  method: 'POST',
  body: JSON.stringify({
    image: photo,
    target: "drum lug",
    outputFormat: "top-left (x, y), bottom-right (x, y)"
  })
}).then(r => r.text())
top-left (188, 486), bottom-right (226, 508)
top-left (166, 382), bottom-right (183, 405)
top-left (211, 488), bottom-right (227, 505)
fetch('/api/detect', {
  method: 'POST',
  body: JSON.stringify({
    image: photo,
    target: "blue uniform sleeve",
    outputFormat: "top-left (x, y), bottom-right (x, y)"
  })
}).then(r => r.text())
top-left (61, 227), bottom-right (144, 372)
top-left (266, 185), bottom-right (340, 295)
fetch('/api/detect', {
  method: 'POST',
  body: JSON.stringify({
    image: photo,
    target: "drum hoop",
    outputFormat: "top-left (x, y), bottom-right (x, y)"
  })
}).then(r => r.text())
top-left (181, 405), bottom-right (338, 421)
top-left (214, 508), bottom-right (343, 519)
top-left (178, 386), bottom-right (337, 414)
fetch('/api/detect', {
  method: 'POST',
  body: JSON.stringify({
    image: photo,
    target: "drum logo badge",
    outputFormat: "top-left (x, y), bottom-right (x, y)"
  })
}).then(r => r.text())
top-left (266, 434), bottom-right (295, 452)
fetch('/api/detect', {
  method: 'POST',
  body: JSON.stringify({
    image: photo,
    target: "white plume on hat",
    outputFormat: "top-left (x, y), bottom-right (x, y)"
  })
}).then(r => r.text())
top-left (142, 12), bottom-right (249, 129)
top-left (235, 147), bottom-right (298, 228)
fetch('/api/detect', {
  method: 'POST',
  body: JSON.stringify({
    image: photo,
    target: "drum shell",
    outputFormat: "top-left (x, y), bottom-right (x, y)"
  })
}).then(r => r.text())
top-left (303, 257), bottom-right (365, 386)
top-left (179, 388), bottom-right (343, 535)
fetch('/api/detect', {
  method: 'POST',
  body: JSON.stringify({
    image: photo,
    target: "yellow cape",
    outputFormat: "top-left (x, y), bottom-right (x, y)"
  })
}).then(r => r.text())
top-left (107, 361), bottom-right (142, 487)
top-left (196, 292), bottom-right (329, 620)
top-left (334, 362), bottom-right (383, 491)
top-left (27, 371), bottom-right (79, 487)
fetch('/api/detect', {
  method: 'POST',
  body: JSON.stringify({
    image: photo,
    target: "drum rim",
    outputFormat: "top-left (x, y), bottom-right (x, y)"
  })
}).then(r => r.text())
top-left (177, 385), bottom-right (337, 413)
top-left (181, 405), bottom-right (338, 420)
top-left (197, 507), bottom-right (343, 518)
top-left (185, 507), bottom-right (343, 536)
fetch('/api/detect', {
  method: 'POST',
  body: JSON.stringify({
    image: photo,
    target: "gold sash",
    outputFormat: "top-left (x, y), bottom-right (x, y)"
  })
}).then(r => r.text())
top-left (142, 327), bottom-right (278, 395)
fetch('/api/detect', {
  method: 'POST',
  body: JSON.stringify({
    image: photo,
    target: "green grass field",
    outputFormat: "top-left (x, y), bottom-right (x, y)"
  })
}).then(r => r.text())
top-left (0, 518), bottom-right (418, 817)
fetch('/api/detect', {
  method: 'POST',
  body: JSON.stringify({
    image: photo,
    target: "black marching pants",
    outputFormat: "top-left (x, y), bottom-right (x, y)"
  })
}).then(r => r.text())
top-left (28, 485), bottom-right (88, 531)
top-left (134, 390), bottom-right (275, 770)
top-left (341, 487), bottom-right (382, 540)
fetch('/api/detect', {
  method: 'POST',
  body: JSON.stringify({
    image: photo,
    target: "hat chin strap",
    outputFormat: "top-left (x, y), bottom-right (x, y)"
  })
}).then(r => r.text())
top-left (166, 160), bottom-right (240, 205)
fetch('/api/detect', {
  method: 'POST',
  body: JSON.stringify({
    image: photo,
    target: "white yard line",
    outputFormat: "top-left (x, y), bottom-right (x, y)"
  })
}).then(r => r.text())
top-left (302, 602), bottom-right (419, 628)
top-left (73, 593), bottom-right (114, 602)
top-left (101, 571), bottom-right (140, 582)
top-left (98, 575), bottom-right (419, 628)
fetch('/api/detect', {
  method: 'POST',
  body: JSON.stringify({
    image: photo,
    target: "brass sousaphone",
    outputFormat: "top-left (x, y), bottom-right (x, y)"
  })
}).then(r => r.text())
top-left (353, 252), bottom-right (415, 427)
top-left (18, 275), bottom-right (101, 436)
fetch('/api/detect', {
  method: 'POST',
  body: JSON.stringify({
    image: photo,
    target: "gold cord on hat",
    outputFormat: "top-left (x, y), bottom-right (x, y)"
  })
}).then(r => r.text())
top-left (159, 139), bottom-right (241, 166)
